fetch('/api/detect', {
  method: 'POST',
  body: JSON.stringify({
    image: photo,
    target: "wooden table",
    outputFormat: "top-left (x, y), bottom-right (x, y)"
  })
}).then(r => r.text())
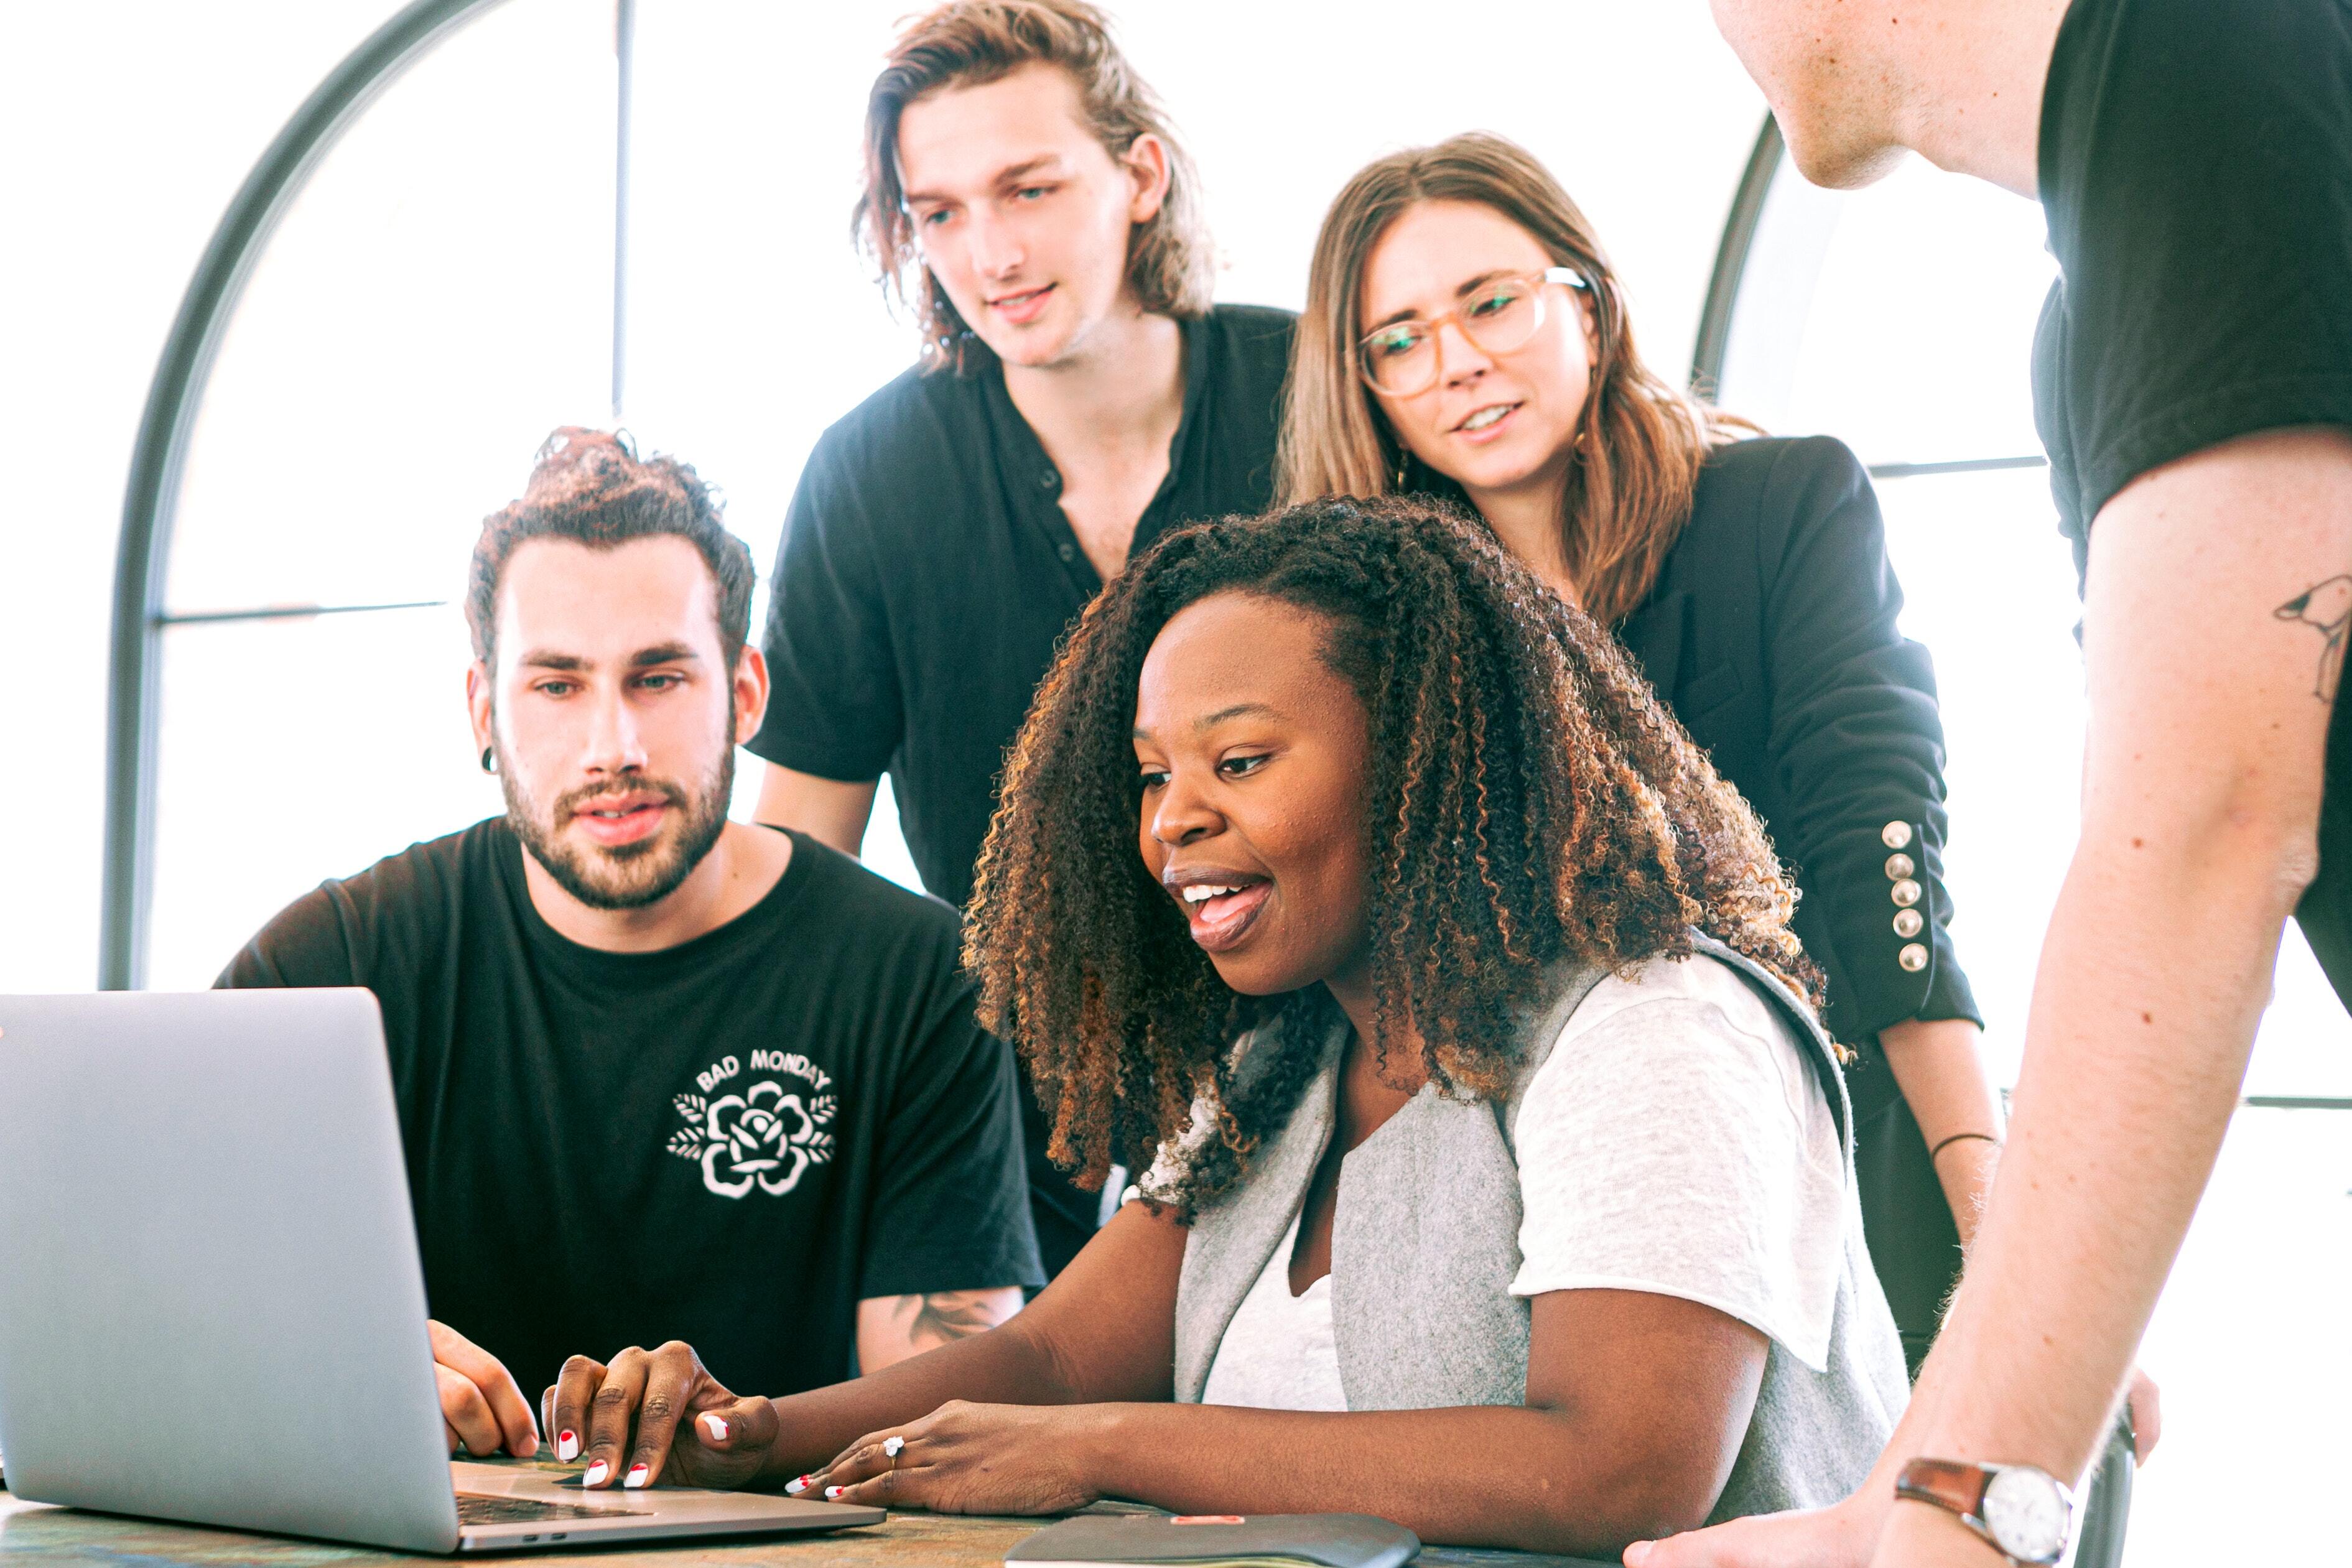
top-left (0, 1463), bottom-right (1611, 1568)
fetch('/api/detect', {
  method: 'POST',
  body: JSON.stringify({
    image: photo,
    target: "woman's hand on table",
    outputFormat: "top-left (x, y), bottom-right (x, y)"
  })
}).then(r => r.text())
top-left (796, 1401), bottom-right (1109, 1515)
top-left (545, 1340), bottom-right (780, 1490)
top-left (430, 1320), bottom-right (539, 1458)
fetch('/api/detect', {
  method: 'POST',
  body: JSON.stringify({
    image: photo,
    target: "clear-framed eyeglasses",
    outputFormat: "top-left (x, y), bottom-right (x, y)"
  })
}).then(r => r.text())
top-left (1355, 266), bottom-right (1591, 398)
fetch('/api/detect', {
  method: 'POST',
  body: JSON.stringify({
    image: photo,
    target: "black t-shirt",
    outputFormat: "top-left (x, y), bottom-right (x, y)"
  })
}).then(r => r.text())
top-left (748, 304), bottom-right (1296, 911)
top-left (217, 822), bottom-right (1043, 1399)
top-left (2034, 0), bottom-right (2352, 1006)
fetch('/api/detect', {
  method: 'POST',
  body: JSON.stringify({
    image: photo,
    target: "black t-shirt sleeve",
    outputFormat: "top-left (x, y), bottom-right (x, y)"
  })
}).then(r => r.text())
top-left (746, 434), bottom-right (907, 783)
top-left (2040, 0), bottom-right (2352, 534)
top-left (215, 884), bottom-right (365, 991)
top-left (854, 981), bottom-right (1046, 1300)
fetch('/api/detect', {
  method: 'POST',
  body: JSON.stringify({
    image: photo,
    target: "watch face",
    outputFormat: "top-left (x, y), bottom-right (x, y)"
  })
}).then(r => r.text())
top-left (1982, 1466), bottom-right (2071, 1564)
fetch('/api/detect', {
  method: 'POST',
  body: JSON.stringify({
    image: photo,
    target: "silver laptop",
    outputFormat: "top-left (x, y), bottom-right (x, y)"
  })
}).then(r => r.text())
top-left (0, 988), bottom-right (885, 1553)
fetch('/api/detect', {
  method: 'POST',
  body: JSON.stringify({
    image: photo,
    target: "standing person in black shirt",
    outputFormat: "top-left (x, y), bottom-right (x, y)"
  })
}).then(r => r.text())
top-left (747, 1), bottom-right (1294, 1273)
top-left (221, 429), bottom-right (1042, 1477)
top-left (1640, 4), bottom-right (2352, 1568)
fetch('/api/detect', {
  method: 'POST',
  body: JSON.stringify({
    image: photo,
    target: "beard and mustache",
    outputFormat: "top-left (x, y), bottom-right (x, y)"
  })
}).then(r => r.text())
top-left (494, 736), bottom-right (735, 912)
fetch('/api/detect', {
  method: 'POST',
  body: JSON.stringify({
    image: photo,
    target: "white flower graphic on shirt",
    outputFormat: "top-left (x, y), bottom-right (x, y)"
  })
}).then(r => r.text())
top-left (667, 1080), bottom-right (836, 1199)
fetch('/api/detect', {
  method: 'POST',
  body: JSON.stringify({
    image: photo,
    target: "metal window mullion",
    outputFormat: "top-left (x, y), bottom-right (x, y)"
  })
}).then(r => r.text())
top-left (101, 0), bottom-right (511, 990)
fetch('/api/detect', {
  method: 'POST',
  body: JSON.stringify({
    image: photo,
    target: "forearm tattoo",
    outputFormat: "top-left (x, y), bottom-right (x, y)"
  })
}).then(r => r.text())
top-left (2274, 575), bottom-right (2352, 701)
top-left (886, 1289), bottom-right (1014, 1352)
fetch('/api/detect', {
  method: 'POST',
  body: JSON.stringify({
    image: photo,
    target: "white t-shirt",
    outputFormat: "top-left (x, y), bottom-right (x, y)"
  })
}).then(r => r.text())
top-left (1197, 953), bottom-right (1846, 1409)
top-left (1199, 1212), bottom-right (1349, 1411)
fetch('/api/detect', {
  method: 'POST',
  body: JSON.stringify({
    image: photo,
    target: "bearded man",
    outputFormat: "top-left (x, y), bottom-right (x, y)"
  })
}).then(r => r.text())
top-left (220, 429), bottom-right (1041, 1480)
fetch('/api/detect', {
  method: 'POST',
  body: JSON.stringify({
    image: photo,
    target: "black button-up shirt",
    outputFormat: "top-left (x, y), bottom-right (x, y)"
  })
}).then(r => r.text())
top-left (750, 305), bottom-right (1296, 1274)
top-left (751, 304), bottom-right (1296, 910)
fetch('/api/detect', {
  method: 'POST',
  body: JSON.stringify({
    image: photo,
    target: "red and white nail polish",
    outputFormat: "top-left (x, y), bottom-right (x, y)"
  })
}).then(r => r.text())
top-left (701, 1413), bottom-right (729, 1442)
top-left (825, 1485), bottom-right (846, 1500)
top-left (624, 1464), bottom-right (650, 1490)
top-left (582, 1459), bottom-right (610, 1488)
top-left (557, 1431), bottom-right (579, 1463)
top-left (785, 1475), bottom-right (812, 1496)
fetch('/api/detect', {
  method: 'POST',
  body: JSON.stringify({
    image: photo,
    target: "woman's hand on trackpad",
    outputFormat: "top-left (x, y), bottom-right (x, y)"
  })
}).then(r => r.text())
top-left (544, 1340), bottom-right (778, 1491)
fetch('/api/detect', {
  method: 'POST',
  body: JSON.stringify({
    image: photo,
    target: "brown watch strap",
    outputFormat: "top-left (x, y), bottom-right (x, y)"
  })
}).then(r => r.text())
top-left (1896, 1458), bottom-right (1991, 1522)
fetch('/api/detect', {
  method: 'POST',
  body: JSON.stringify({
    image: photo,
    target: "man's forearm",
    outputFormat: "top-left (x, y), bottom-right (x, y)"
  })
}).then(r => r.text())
top-left (1904, 820), bottom-right (2300, 1488)
top-left (855, 1287), bottom-right (1025, 1371)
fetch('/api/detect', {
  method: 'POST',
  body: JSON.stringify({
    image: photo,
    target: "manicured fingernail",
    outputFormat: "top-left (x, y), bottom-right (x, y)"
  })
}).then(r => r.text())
top-left (1625, 1544), bottom-right (1653, 1567)
top-left (825, 1485), bottom-right (846, 1500)
top-left (785, 1474), bottom-right (812, 1495)
top-left (557, 1431), bottom-right (579, 1462)
top-left (702, 1413), bottom-right (729, 1442)
top-left (583, 1460), bottom-right (610, 1487)
top-left (625, 1464), bottom-right (650, 1490)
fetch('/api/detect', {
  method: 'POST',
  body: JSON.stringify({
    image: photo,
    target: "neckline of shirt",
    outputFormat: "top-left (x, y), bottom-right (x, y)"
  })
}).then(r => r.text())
top-left (491, 819), bottom-right (821, 977)
top-left (975, 308), bottom-right (1222, 595)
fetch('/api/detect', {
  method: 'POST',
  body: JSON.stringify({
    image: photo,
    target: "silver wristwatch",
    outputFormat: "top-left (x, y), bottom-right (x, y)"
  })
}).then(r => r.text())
top-left (1896, 1458), bottom-right (2075, 1566)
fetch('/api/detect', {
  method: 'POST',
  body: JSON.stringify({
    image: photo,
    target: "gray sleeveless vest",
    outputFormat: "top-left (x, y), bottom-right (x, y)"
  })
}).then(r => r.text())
top-left (1171, 935), bottom-right (1911, 1523)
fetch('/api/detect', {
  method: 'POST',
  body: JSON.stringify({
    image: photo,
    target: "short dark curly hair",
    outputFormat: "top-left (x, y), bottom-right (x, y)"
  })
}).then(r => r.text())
top-left (466, 427), bottom-right (753, 671)
top-left (963, 494), bottom-right (1821, 1214)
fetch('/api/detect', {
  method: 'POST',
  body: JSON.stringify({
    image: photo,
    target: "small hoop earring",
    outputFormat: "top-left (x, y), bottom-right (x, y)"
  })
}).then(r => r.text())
top-left (480, 746), bottom-right (497, 776)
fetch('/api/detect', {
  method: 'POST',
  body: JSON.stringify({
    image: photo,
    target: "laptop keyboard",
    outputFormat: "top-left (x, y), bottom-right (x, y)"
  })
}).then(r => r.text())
top-left (456, 1492), bottom-right (644, 1524)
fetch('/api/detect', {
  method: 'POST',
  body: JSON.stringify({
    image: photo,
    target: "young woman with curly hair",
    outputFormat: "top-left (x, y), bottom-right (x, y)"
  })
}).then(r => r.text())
top-left (544, 498), bottom-right (1909, 1556)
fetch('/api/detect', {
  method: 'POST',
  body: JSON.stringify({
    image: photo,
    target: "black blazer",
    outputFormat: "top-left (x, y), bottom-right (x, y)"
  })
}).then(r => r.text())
top-left (1616, 435), bottom-right (1978, 1046)
top-left (1614, 435), bottom-right (1980, 1368)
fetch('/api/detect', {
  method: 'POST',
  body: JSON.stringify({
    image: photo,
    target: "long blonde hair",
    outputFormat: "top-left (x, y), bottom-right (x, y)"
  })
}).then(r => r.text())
top-left (856, 1), bottom-right (1214, 375)
top-left (1279, 132), bottom-right (1751, 626)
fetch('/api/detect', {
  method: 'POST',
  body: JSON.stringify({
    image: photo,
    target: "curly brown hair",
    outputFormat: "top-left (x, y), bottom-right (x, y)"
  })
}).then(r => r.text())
top-left (467, 427), bottom-right (751, 671)
top-left (964, 494), bottom-right (1823, 1214)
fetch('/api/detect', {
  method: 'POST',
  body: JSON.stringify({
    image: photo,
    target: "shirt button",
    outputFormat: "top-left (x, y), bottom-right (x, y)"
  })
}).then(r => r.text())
top-left (1881, 820), bottom-right (1914, 850)
top-left (1057, 542), bottom-right (1076, 562)
top-left (1038, 468), bottom-right (1061, 491)
top-left (1899, 943), bottom-right (1929, 973)
top-left (1890, 878), bottom-right (1922, 907)
top-left (1885, 852), bottom-right (1915, 881)
top-left (1893, 908), bottom-right (1925, 939)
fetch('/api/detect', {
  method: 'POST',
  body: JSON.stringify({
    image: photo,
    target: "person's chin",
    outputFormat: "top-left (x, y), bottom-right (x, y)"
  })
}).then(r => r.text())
top-left (972, 299), bottom-right (1090, 368)
top-left (552, 832), bottom-right (686, 909)
top-left (1777, 114), bottom-right (1908, 191)
top-left (1448, 440), bottom-right (1559, 498)
top-left (1202, 944), bottom-right (1316, 1000)
top-left (983, 323), bottom-right (1077, 369)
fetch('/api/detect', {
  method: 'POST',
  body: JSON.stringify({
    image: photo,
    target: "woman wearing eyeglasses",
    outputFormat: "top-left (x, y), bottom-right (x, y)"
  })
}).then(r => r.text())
top-left (1281, 132), bottom-right (1995, 1375)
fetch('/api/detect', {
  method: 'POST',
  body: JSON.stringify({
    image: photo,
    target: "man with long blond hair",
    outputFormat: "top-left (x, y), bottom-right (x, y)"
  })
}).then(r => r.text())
top-left (745, 1), bottom-right (1293, 1274)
